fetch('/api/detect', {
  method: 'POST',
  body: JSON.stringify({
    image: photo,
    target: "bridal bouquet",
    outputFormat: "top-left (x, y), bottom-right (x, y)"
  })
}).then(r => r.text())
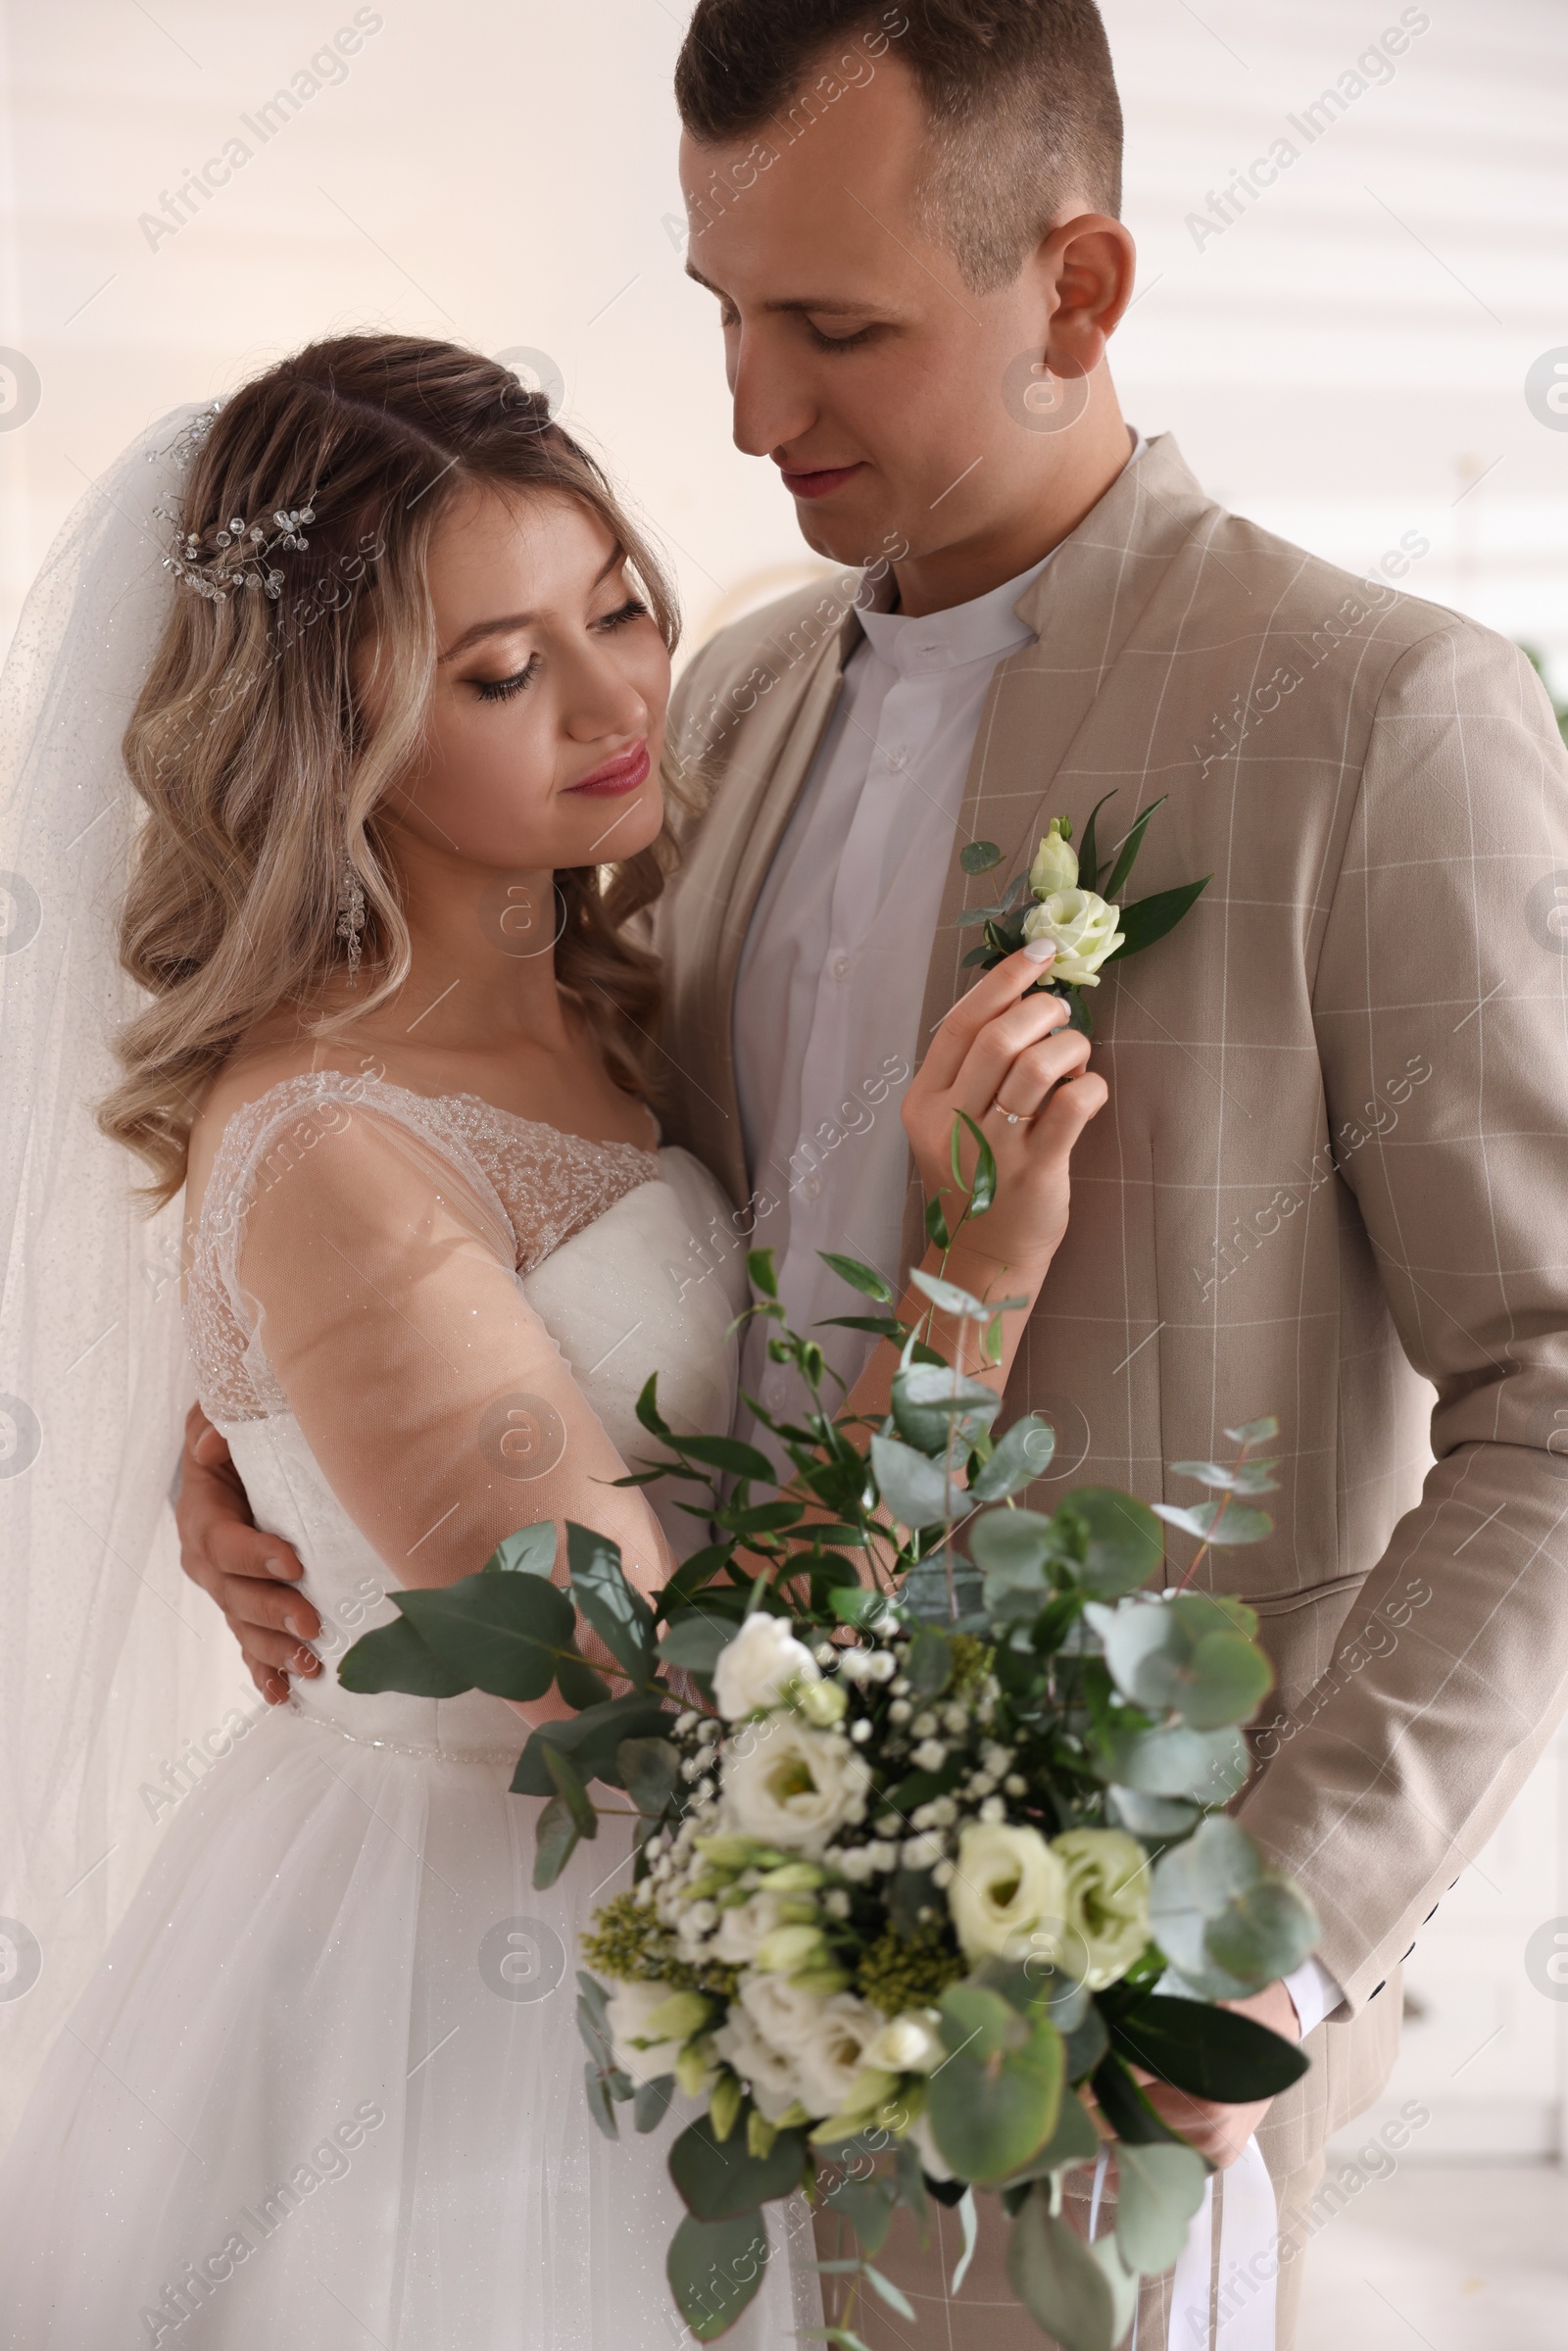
top-left (959, 792), bottom-right (1210, 1033)
top-left (342, 1133), bottom-right (1316, 2351)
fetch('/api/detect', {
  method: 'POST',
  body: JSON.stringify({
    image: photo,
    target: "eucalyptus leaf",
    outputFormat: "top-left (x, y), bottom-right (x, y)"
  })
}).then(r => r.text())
top-left (907, 1267), bottom-right (991, 1320)
top-left (960, 838), bottom-right (1004, 874)
top-left (485, 1521), bottom-right (558, 1577)
top-left (670, 2113), bottom-right (808, 2221)
top-left (822, 2170), bottom-right (900, 2258)
top-left (1224, 1415), bottom-right (1280, 1445)
top-left (1000, 2084), bottom-right (1102, 2181)
top-left (634, 2074), bottom-right (677, 2132)
top-left (1108, 1722), bottom-right (1250, 1804)
top-left (617, 1736), bottom-right (681, 1819)
top-left (929, 1989), bottom-right (1063, 2184)
top-left (542, 1741), bottom-right (598, 1838)
top-left (395, 1570), bottom-right (574, 1702)
top-left (533, 1793), bottom-right (581, 1889)
top-left (970, 1414), bottom-right (1055, 1501)
top-left (1151, 1816), bottom-right (1320, 1995)
top-left (906, 1622), bottom-right (953, 1698)
top-left (337, 1612), bottom-right (472, 1698)
top-left (870, 1433), bottom-right (964, 1530)
top-left (1113, 2141), bottom-right (1208, 2275)
top-left (1106, 1788), bottom-right (1200, 1839)
top-left (1056, 1488), bottom-right (1165, 1598)
top-left (1152, 1499), bottom-right (1273, 1547)
top-left (666, 2210), bottom-right (770, 2342)
top-left (584, 2060), bottom-right (618, 2140)
top-left (1170, 1459), bottom-right (1279, 1496)
top-left (967, 1507), bottom-right (1056, 1580)
top-left (567, 1521), bottom-right (657, 1684)
top-left (1006, 2188), bottom-right (1116, 2351)
top-left (891, 1362), bottom-right (1000, 1453)
top-left (660, 1615), bottom-right (736, 1675)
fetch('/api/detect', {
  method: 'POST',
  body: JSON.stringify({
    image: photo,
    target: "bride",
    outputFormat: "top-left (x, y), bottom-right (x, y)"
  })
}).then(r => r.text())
top-left (0, 332), bottom-right (1101, 2346)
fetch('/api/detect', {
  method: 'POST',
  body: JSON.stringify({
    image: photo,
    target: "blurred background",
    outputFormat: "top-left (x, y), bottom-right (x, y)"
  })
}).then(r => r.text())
top-left (1, 2), bottom-right (1566, 2342)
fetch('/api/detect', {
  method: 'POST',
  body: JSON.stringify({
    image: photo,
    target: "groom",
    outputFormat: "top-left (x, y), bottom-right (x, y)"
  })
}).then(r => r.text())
top-left (176, 3), bottom-right (1568, 2343)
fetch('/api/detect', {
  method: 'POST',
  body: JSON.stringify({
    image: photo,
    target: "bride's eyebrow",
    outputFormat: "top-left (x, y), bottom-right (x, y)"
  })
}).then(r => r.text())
top-left (437, 544), bottom-right (625, 663)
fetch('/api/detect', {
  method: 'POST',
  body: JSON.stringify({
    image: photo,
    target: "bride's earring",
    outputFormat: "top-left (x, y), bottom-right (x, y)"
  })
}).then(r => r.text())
top-left (336, 850), bottom-right (366, 983)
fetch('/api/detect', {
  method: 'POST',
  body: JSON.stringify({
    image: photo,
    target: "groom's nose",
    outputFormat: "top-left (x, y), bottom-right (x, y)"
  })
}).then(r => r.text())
top-left (728, 321), bottom-right (815, 460)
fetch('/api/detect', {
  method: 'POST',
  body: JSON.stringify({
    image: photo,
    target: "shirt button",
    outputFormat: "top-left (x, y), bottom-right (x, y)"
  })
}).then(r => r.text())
top-left (831, 953), bottom-right (853, 979)
top-left (802, 1176), bottom-right (821, 1200)
top-left (884, 744), bottom-right (909, 770)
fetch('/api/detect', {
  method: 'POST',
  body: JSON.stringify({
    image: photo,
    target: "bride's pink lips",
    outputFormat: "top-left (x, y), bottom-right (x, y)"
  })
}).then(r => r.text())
top-left (778, 461), bottom-right (866, 501)
top-left (565, 741), bottom-right (651, 799)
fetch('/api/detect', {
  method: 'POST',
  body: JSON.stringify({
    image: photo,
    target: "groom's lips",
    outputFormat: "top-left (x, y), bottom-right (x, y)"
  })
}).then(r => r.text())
top-left (566, 741), bottom-right (651, 798)
top-left (778, 461), bottom-right (867, 501)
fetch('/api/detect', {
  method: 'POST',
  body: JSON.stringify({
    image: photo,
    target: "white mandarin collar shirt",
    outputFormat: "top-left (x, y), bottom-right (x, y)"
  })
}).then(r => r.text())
top-left (732, 545), bottom-right (1054, 1426)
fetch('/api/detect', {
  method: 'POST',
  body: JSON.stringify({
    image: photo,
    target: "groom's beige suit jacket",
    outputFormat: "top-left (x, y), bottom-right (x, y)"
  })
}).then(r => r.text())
top-left (653, 433), bottom-right (1568, 2219)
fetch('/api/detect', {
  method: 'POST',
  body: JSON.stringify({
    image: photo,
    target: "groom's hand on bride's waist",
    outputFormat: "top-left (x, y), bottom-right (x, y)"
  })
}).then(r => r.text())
top-left (1130, 1978), bottom-right (1302, 2169)
top-left (175, 1402), bottom-right (320, 1704)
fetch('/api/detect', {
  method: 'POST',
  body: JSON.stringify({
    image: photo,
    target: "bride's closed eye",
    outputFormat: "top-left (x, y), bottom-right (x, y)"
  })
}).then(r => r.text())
top-left (468, 598), bottom-right (651, 704)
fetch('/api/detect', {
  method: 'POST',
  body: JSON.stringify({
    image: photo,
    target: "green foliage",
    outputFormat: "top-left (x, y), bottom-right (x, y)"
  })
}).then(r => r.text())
top-left (670, 2112), bottom-right (808, 2221)
top-left (335, 1612), bottom-right (471, 1698)
top-left (928, 1987), bottom-right (1064, 2184)
top-left (1110, 1993), bottom-right (1309, 2102)
top-left (1007, 2186), bottom-right (1135, 2351)
top-left (1113, 2141), bottom-right (1209, 2275)
top-left (1151, 1815), bottom-right (1320, 1997)
top-left (666, 2211), bottom-right (770, 2341)
top-left (395, 1571), bottom-right (575, 1702)
top-left (485, 1521), bottom-right (558, 1577)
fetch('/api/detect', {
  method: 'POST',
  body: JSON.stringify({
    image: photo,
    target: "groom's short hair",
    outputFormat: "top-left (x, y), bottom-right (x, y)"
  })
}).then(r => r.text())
top-left (674, 0), bottom-right (1123, 293)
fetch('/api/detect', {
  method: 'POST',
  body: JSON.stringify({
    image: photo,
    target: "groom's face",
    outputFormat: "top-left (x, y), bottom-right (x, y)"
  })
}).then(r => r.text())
top-left (679, 53), bottom-right (1094, 570)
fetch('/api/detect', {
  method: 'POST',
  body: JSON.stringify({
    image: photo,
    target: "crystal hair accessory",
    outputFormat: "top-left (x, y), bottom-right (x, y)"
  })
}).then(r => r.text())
top-left (149, 401), bottom-right (318, 604)
top-left (161, 504), bottom-right (317, 605)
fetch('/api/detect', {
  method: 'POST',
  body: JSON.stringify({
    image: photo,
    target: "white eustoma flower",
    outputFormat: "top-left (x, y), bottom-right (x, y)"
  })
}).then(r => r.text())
top-left (1029, 819), bottom-right (1079, 897)
top-left (863, 2011), bottom-right (943, 2075)
top-left (949, 1822), bottom-right (1071, 1962)
top-left (712, 1612), bottom-right (819, 1721)
top-left (605, 1980), bottom-right (685, 2087)
top-left (710, 1888), bottom-right (795, 1966)
top-left (712, 2007), bottom-right (807, 2124)
top-left (738, 1968), bottom-right (826, 2057)
top-left (1021, 887), bottom-right (1125, 986)
top-left (722, 1717), bottom-right (871, 1858)
top-left (1052, 1827), bottom-right (1152, 1989)
top-left (794, 1993), bottom-right (886, 2117)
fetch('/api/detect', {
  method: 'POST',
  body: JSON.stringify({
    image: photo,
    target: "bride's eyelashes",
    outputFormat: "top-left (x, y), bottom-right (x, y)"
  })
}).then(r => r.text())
top-left (467, 599), bottom-right (651, 705)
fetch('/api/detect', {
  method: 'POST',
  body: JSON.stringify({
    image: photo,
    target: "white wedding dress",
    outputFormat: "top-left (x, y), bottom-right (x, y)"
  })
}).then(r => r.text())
top-left (0, 1070), bottom-right (814, 2349)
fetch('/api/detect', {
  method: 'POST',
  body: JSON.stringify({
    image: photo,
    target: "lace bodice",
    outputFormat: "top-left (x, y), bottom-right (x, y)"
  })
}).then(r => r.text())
top-left (187, 1070), bottom-right (662, 1423)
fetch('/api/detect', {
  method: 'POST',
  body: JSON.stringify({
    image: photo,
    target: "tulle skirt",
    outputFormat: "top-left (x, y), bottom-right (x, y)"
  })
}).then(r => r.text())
top-left (0, 1704), bottom-right (809, 2347)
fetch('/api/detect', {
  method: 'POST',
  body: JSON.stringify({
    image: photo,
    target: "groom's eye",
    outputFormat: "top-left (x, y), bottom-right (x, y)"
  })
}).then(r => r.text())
top-left (472, 657), bottom-right (539, 703)
top-left (806, 319), bottom-right (876, 352)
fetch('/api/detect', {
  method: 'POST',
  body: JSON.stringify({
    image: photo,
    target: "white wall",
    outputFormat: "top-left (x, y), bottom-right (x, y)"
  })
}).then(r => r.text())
top-left (2, 0), bottom-right (1566, 684)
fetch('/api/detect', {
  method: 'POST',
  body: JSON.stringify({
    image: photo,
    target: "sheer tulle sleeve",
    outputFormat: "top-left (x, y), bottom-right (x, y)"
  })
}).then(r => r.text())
top-left (221, 1084), bottom-right (676, 1604)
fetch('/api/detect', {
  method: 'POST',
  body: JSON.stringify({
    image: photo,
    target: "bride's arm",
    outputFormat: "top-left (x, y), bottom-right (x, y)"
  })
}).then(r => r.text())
top-left (237, 1103), bottom-right (674, 1720)
top-left (841, 946), bottom-right (1107, 1427)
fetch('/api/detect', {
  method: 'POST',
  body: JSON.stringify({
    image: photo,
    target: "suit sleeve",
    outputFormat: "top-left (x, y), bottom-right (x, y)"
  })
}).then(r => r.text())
top-left (1237, 624), bottom-right (1568, 2010)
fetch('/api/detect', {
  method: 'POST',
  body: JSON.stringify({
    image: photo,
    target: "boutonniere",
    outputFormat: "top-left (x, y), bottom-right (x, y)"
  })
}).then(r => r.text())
top-left (957, 791), bottom-right (1210, 1033)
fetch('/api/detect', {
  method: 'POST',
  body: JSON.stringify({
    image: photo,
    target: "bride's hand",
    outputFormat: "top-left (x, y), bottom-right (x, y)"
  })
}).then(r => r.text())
top-left (902, 943), bottom-right (1108, 1288)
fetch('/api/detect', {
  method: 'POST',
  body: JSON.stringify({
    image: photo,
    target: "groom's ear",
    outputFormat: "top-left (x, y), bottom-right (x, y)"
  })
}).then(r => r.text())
top-left (1036, 212), bottom-right (1139, 382)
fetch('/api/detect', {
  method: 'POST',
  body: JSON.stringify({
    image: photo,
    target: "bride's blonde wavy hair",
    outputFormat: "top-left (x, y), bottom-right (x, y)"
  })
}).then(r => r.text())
top-left (101, 332), bottom-right (682, 1204)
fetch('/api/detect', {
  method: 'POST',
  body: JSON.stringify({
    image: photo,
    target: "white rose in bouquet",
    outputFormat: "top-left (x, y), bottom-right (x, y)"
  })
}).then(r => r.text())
top-left (1053, 1827), bottom-right (1151, 1989)
top-left (605, 1980), bottom-right (688, 2088)
top-left (722, 1717), bottom-right (871, 1858)
top-left (712, 1612), bottom-right (819, 1720)
top-left (949, 1821), bottom-right (1071, 1961)
top-left (712, 2007), bottom-right (807, 2124)
top-left (794, 1992), bottom-right (887, 2118)
top-left (1021, 886), bottom-right (1124, 986)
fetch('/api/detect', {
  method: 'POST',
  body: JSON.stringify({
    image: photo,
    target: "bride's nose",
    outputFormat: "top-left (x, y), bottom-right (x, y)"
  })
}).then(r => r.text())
top-left (560, 640), bottom-right (654, 747)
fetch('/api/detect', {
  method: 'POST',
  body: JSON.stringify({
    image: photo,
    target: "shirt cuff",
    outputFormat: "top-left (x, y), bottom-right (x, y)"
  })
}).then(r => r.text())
top-left (1282, 1953), bottom-right (1346, 2038)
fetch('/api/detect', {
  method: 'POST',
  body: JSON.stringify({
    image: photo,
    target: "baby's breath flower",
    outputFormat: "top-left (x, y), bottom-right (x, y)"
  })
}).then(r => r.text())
top-left (979, 1795), bottom-right (1006, 1825)
top-left (930, 1796), bottom-right (957, 1828)
top-left (823, 1888), bottom-right (852, 1920)
top-left (911, 1712), bottom-right (938, 1739)
top-left (850, 1720), bottom-right (872, 1743)
top-left (912, 1739), bottom-right (947, 1772)
top-left (866, 1651), bottom-right (897, 1683)
top-left (932, 1859), bottom-right (956, 1888)
top-left (891, 1677), bottom-right (911, 1696)
top-left (968, 1773), bottom-right (997, 1799)
top-left (888, 1699), bottom-right (912, 1725)
top-left (1004, 1775), bottom-right (1027, 1797)
top-left (941, 1703), bottom-right (968, 1737)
